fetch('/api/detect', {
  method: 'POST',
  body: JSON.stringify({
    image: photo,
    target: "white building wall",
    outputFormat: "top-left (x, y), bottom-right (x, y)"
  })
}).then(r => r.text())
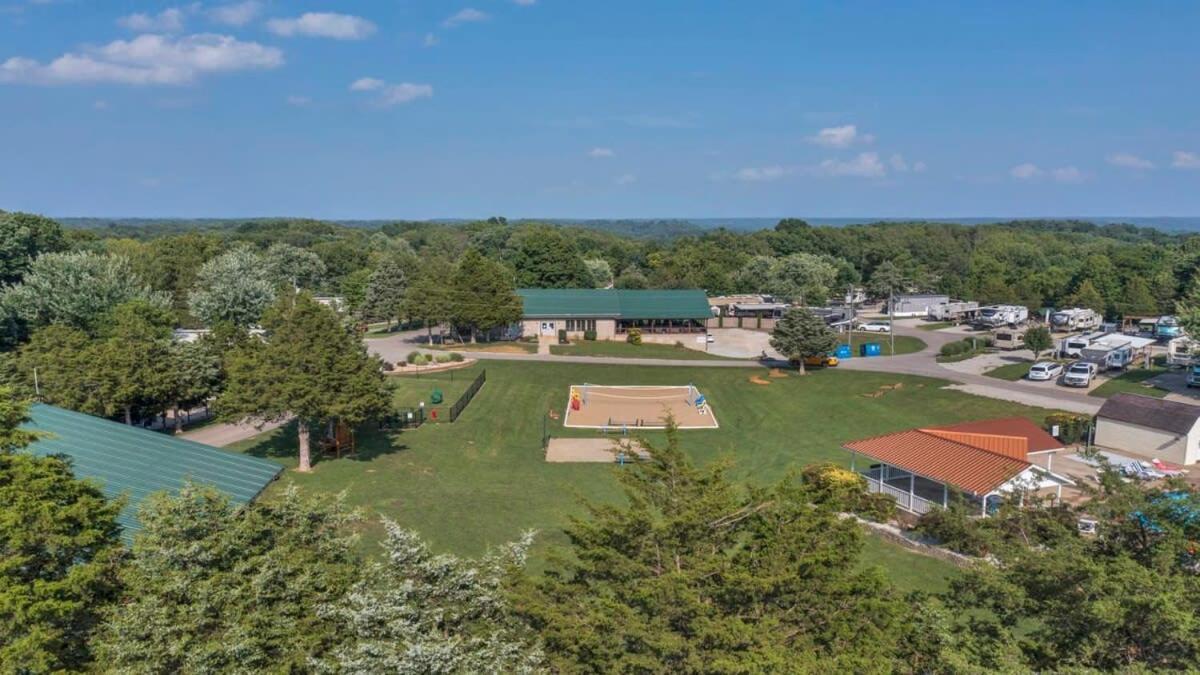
top-left (1094, 417), bottom-right (1197, 465)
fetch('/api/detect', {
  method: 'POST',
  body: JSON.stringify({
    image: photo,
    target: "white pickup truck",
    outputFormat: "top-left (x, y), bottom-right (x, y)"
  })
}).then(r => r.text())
top-left (1062, 361), bottom-right (1098, 388)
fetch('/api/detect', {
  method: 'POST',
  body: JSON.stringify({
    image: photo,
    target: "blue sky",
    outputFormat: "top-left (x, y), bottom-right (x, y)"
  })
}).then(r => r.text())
top-left (1, 1), bottom-right (1198, 219)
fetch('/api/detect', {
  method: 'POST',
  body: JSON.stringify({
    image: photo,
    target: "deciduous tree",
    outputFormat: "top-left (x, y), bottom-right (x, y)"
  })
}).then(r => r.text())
top-left (0, 211), bottom-right (67, 285)
top-left (91, 300), bottom-right (176, 424)
top-left (450, 249), bottom-right (523, 342)
top-left (1023, 325), bottom-right (1053, 360)
top-left (769, 308), bottom-right (838, 374)
top-left (189, 247), bottom-right (278, 328)
top-left (264, 242), bottom-right (328, 290)
top-left (361, 255), bottom-right (408, 325)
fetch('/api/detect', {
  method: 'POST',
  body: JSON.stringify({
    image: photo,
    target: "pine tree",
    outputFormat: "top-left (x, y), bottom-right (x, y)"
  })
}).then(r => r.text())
top-left (361, 255), bottom-right (408, 325)
top-left (1067, 279), bottom-right (1105, 315)
top-left (450, 249), bottom-right (522, 342)
top-left (0, 390), bottom-right (124, 671)
top-left (219, 292), bottom-right (391, 472)
top-left (769, 307), bottom-right (838, 374)
top-left (322, 520), bottom-right (543, 673)
top-left (1117, 276), bottom-right (1157, 316)
top-left (91, 300), bottom-right (176, 425)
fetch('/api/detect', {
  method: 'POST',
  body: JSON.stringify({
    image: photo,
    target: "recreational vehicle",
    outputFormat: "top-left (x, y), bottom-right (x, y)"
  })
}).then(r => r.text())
top-left (1080, 337), bottom-right (1135, 372)
top-left (975, 305), bottom-right (1029, 328)
top-left (1059, 331), bottom-right (1108, 358)
top-left (1168, 336), bottom-right (1199, 367)
top-left (1155, 316), bottom-right (1183, 341)
top-left (927, 300), bottom-right (980, 322)
top-left (1050, 308), bottom-right (1101, 332)
top-left (889, 294), bottom-right (950, 318)
top-left (993, 328), bottom-right (1027, 350)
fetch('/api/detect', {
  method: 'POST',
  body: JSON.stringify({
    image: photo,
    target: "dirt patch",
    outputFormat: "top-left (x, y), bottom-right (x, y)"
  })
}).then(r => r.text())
top-left (545, 437), bottom-right (649, 463)
top-left (769, 368), bottom-right (789, 378)
top-left (749, 375), bottom-right (772, 385)
top-left (863, 382), bottom-right (905, 399)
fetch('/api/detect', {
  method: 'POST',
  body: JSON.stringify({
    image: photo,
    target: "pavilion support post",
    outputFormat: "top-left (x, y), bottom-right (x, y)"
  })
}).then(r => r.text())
top-left (909, 472), bottom-right (915, 510)
top-left (942, 483), bottom-right (948, 508)
top-left (980, 493), bottom-right (989, 517)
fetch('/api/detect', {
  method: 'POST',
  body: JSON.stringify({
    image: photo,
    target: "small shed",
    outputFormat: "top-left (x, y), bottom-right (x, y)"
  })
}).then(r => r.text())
top-left (1095, 393), bottom-right (1200, 465)
top-left (22, 404), bottom-right (283, 543)
top-left (889, 293), bottom-right (949, 318)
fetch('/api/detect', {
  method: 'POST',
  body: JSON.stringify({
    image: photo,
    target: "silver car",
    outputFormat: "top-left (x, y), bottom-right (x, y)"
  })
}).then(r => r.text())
top-left (1027, 362), bottom-right (1064, 381)
top-left (1062, 362), bottom-right (1097, 387)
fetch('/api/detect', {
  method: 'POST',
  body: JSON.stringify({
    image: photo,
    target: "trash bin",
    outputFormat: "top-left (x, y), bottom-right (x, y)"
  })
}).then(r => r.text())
top-left (860, 343), bottom-right (882, 357)
top-left (834, 344), bottom-right (852, 359)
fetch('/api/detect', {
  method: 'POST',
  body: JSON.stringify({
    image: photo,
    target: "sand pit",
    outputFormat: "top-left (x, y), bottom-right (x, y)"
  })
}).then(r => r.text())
top-left (545, 437), bottom-right (649, 463)
top-left (563, 384), bottom-right (718, 430)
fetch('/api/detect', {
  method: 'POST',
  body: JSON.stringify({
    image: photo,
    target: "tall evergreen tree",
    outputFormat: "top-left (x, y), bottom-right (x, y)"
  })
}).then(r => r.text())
top-left (450, 249), bottom-right (522, 342)
top-left (1067, 279), bottom-right (1106, 314)
top-left (91, 300), bottom-right (176, 425)
top-left (361, 255), bottom-right (408, 325)
top-left (0, 390), bottom-right (124, 672)
top-left (219, 292), bottom-right (391, 472)
top-left (92, 484), bottom-right (360, 671)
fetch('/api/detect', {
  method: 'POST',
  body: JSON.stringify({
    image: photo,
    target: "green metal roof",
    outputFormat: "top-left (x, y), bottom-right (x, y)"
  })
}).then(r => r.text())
top-left (518, 289), bottom-right (712, 320)
top-left (23, 404), bottom-right (282, 543)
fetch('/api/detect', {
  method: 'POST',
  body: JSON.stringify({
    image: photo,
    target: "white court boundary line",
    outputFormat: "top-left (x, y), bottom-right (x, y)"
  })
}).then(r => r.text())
top-left (562, 384), bottom-right (719, 430)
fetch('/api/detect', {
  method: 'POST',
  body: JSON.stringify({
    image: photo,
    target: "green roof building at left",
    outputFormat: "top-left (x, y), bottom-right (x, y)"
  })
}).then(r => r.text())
top-left (517, 288), bottom-right (713, 342)
top-left (22, 404), bottom-right (282, 543)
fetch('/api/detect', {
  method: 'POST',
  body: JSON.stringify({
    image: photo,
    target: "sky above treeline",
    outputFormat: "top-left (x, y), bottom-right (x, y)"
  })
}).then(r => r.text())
top-left (1, 1), bottom-right (1197, 219)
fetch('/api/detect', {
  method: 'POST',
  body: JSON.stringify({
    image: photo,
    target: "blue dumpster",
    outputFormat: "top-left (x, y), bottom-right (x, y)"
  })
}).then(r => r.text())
top-left (860, 342), bottom-right (882, 357)
top-left (834, 344), bottom-right (852, 359)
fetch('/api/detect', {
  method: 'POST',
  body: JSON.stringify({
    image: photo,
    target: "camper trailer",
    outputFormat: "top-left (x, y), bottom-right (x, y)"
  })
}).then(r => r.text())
top-left (1080, 336), bottom-right (1136, 372)
top-left (1155, 316), bottom-right (1183, 341)
top-left (993, 328), bottom-right (1027, 350)
top-left (1059, 331), bottom-right (1108, 358)
top-left (1050, 308), bottom-right (1101, 332)
top-left (927, 300), bottom-right (980, 322)
top-left (1168, 336), bottom-right (1199, 367)
top-left (975, 305), bottom-right (1029, 328)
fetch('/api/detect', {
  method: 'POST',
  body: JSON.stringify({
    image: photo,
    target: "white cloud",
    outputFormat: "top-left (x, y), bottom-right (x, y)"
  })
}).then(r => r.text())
top-left (349, 77), bottom-right (433, 106)
top-left (267, 12), bottom-right (376, 40)
top-left (1051, 166), bottom-right (1085, 183)
top-left (1172, 151), bottom-right (1200, 169)
top-left (734, 165), bottom-right (789, 182)
top-left (118, 7), bottom-right (186, 32)
top-left (808, 124), bottom-right (873, 148)
top-left (514, 0), bottom-right (537, 5)
top-left (0, 33), bottom-right (283, 86)
top-left (208, 1), bottom-right (262, 27)
top-left (615, 173), bottom-right (636, 186)
top-left (349, 77), bottom-right (384, 91)
top-left (423, 33), bottom-right (439, 47)
top-left (588, 147), bottom-right (614, 158)
top-left (1107, 152), bottom-right (1154, 170)
top-left (888, 154), bottom-right (928, 174)
top-left (813, 152), bottom-right (885, 178)
top-left (443, 8), bottom-right (488, 28)
top-left (1010, 162), bottom-right (1043, 180)
top-left (286, 95), bottom-right (310, 106)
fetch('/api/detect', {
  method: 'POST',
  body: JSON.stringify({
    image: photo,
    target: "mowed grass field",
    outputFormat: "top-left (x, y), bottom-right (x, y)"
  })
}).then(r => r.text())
top-left (229, 360), bottom-right (1053, 591)
top-left (837, 332), bottom-right (926, 356)
top-left (550, 340), bottom-right (738, 360)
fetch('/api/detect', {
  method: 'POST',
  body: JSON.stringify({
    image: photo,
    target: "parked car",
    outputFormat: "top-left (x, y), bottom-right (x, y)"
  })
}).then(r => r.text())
top-left (858, 321), bottom-right (891, 333)
top-left (1062, 362), bottom-right (1098, 387)
top-left (1027, 362), bottom-right (1064, 381)
top-left (803, 354), bottom-right (839, 367)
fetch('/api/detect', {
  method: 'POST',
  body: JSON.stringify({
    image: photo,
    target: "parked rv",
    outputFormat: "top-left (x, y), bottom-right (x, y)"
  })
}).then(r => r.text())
top-left (1063, 362), bottom-right (1098, 387)
top-left (975, 305), bottom-right (1029, 328)
top-left (927, 300), bottom-right (980, 322)
top-left (1050, 308), bottom-right (1101, 332)
top-left (1080, 336), bottom-right (1135, 372)
top-left (993, 328), bottom-right (1027, 350)
top-left (1155, 315), bottom-right (1183, 341)
top-left (1058, 330), bottom-right (1108, 358)
top-left (1168, 336), bottom-right (1199, 367)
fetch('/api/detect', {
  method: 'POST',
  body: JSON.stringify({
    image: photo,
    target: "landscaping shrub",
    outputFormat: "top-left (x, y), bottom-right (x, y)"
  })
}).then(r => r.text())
top-left (558, 328), bottom-right (568, 345)
top-left (406, 351), bottom-right (422, 364)
top-left (583, 329), bottom-right (597, 341)
top-left (914, 503), bottom-right (991, 556)
top-left (626, 327), bottom-right (643, 345)
top-left (939, 341), bottom-right (966, 357)
top-left (434, 354), bottom-right (452, 364)
top-left (448, 352), bottom-right (465, 362)
top-left (915, 497), bottom-right (1078, 558)
top-left (379, 360), bottom-right (394, 372)
top-left (1045, 412), bottom-right (1091, 444)
top-left (800, 463), bottom-right (897, 522)
top-left (412, 354), bottom-right (428, 366)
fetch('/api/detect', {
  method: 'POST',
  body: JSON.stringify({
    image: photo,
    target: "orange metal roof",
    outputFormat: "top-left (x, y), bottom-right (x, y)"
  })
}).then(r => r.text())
top-left (843, 422), bottom-right (1039, 495)
top-left (924, 417), bottom-right (1063, 453)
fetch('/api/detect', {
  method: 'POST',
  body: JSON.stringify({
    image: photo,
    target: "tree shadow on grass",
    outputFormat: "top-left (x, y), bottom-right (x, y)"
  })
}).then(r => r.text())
top-left (239, 420), bottom-right (409, 463)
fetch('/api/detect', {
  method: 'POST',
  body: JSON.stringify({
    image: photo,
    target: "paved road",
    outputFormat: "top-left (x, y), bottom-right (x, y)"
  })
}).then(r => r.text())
top-left (364, 324), bottom-right (1103, 413)
top-left (181, 418), bottom-right (289, 447)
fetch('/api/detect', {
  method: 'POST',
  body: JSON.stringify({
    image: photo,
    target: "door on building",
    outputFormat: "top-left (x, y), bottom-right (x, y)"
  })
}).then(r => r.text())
top-left (540, 321), bottom-right (556, 336)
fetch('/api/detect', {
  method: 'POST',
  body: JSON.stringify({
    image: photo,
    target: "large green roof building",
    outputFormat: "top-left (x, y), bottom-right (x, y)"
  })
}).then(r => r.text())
top-left (23, 404), bottom-right (282, 543)
top-left (517, 288), bottom-right (713, 341)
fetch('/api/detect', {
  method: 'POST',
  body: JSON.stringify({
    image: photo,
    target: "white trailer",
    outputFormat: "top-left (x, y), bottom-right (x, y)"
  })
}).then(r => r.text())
top-left (1050, 308), bottom-right (1101, 332)
top-left (975, 305), bottom-right (1029, 328)
top-left (927, 300), bottom-right (980, 322)
top-left (1168, 336), bottom-right (1200, 367)
top-left (1058, 330), bottom-right (1109, 358)
top-left (1080, 337), bottom-right (1135, 372)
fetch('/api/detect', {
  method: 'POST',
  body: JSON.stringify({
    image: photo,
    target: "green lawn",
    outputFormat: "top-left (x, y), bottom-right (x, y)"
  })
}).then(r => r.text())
top-left (229, 361), bottom-right (1056, 590)
top-left (1088, 368), bottom-right (1170, 399)
top-left (984, 361), bottom-right (1034, 381)
top-left (550, 340), bottom-right (739, 360)
top-left (388, 369), bottom-right (478, 417)
top-left (838, 332), bottom-right (926, 356)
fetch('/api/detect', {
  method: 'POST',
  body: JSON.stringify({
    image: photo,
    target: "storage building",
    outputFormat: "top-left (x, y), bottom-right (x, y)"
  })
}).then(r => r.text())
top-left (1095, 393), bottom-right (1200, 465)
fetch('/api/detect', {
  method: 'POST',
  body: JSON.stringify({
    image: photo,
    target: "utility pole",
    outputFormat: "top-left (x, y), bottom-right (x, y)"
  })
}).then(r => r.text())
top-left (889, 287), bottom-right (896, 355)
top-left (847, 283), bottom-right (855, 356)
